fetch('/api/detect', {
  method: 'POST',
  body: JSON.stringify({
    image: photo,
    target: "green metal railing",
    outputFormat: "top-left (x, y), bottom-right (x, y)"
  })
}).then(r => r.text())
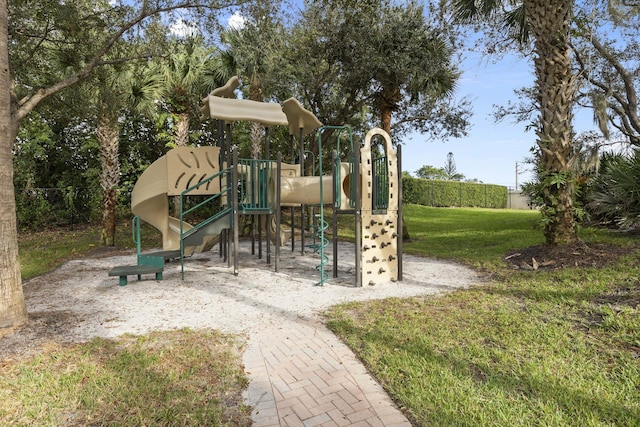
top-left (236, 158), bottom-right (276, 213)
top-left (179, 166), bottom-right (233, 278)
top-left (373, 155), bottom-right (389, 210)
top-left (315, 125), bottom-right (354, 285)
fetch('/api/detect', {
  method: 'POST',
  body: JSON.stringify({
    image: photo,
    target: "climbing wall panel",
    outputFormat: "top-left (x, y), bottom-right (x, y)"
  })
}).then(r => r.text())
top-left (361, 214), bottom-right (398, 285)
top-left (359, 128), bottom-right (399, 286)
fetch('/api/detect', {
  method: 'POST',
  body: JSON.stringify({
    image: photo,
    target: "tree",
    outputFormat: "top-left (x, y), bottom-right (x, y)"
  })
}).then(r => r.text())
top-left (93, 65), bottom-right (165, 245)
top-left (416, 153), bottom-right (466, 181)
top-left (444, 152), bottom-right (465, 181)
top-left (367, 2), bottom-right (463, 138)
top-left (155, 35), bottom-right (221, 148)
top-left (415, 165), bottom-right (449, 180)
top-left (586, 149), bottom-right (640, 229)
top-left (0, 0), bottom-right (26, 330)
top-left (455, 0), bottom-right (578, 245)
top-left (2, 0), bottom-right (245, 333)
top-left (288, 0), bottom-right (470, 143)
top-left (284, 0), bottom-right (470, 240)
top-left (572, 2), bottom-right (640, 146)
top-left (217, 0), bottom-right (286, 159)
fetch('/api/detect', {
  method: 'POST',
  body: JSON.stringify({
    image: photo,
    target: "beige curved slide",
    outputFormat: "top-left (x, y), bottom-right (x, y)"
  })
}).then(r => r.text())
top-left (131, 146), bottom-right (223, 252)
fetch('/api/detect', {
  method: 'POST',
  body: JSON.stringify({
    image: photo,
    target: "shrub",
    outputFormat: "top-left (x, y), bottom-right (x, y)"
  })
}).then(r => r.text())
top-left (402, 175), bottom-right (507, 208)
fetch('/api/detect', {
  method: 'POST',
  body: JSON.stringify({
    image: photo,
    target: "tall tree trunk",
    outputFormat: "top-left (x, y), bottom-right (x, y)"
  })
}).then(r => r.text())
top-left (526, 0), bottom-right (577, 245)
top-left (0, 0), bottom-right (28, 333)
top-left (98, 112), bottom-right (120, 246)
top-left (175, 112), bottom-right (190, 147)
top-left (377, 85), bottom-right (400, 135)
top-left (250, 121), bottom-right (262, 159)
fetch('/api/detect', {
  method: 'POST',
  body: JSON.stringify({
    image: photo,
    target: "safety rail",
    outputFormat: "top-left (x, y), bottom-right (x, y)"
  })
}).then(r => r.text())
top-left (315, 125), bottom-right (353, 285)
top-left (373, 155), bottom-right (389, 210)
top-left (179, 166), bottom-right (233, 279)
top-left (236, 158), bottom-right (277, 213)
top-left (329, 128), bottom-right (355, 210)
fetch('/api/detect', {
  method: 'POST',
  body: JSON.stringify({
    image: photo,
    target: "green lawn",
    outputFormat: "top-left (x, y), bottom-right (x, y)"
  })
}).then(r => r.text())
top-left (9, 208), bottom-right (640, 426)
top-left (0, 329), bottom-right (250, 426)
top-left (328, 205), bottom-right (640, 426)
top-left (401, 205), bottom-right (544, 268)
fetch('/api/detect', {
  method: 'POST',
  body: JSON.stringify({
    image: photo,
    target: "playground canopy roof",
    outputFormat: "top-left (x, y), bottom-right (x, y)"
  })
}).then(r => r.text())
top-left (200, 76), bottom-right (322, 136)
top-left (203, 95), bottom-right (289, 126)
top-left (282, 98), bottom-right (322, 137)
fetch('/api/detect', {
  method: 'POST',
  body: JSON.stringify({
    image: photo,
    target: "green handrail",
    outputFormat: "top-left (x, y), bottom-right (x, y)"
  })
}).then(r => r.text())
top-left (132, 215), bottom-right (142, 261)
top-left (179, 166), bottom-right (233, 279)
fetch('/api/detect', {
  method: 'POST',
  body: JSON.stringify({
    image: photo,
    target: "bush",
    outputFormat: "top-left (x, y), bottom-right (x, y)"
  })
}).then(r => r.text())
top-left (586, 150), bottom-right (640, 229)
top-left (15, 186), bottom-right (98, 230)
top-left (402, 176), bottom-right (507, 208)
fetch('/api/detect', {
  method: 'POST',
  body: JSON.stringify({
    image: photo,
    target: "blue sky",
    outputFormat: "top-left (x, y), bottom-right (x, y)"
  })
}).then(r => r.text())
top-left (402, 52), bottom-right (595, 189)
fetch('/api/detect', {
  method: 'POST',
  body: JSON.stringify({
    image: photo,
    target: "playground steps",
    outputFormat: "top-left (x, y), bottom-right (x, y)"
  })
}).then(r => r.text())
top-left (140, 250), bottom-right (181, 261)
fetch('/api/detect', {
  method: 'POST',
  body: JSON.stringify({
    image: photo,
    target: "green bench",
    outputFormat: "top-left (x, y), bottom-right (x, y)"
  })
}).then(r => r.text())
top-left (108, 265), bottom-right (163, 286)
top-left (108, 254), bottom-right (166, 286)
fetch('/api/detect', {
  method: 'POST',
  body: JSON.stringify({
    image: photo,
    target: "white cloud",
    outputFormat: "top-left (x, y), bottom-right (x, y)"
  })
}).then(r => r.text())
top-left (227, 11), bottom-right (246, 30)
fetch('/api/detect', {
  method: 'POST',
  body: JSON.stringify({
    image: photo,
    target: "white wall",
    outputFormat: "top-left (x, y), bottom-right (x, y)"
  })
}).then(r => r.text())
top-left (508, 191), bottom-right (534, 210)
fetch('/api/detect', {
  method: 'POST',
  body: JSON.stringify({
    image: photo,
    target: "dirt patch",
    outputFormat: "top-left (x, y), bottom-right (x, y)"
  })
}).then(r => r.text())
top-left (593, 281), bottom-right (640, 310)
top-left (0, 311), bottom-right (87, 362)
top-left (504, 241), bottom-right (636, 271)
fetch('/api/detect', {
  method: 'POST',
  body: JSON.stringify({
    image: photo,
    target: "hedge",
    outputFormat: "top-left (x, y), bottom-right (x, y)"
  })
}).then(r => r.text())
top-left (402, 176), bottom-right (507, 208)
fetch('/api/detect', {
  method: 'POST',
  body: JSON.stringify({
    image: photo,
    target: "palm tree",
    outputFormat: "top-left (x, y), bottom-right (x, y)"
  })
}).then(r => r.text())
top-left (454, 0), bottom-right (577, 245)
top-left (93, 66), bottom-right (164, 245)
top-left (155, 35), bottom-right (221, 148)
top-left (217, 6), bottom-right (285, 159)
top-left (371, 2), bottom-right (459, 135)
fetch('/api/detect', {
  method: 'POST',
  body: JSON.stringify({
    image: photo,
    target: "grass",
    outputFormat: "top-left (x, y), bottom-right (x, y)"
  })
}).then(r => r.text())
top-left (401, 205), bottom-right (544, 268)
top-left (11, 207), bottom-right (640, 426)
top-left (0, 329), bottom-right (250, 426)
top-left (327, 204), bottom-right (640, 426)
top-left (19, 221), bottom-right (161, 280)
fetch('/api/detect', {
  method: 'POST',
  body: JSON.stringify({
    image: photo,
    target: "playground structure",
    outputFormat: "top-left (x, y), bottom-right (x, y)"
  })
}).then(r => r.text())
top-left (109, 77), bottom-right (402, 287)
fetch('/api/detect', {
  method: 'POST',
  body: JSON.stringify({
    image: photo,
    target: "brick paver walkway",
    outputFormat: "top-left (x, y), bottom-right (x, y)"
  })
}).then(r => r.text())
top-left (244, 318), bottom-right (412, 427)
